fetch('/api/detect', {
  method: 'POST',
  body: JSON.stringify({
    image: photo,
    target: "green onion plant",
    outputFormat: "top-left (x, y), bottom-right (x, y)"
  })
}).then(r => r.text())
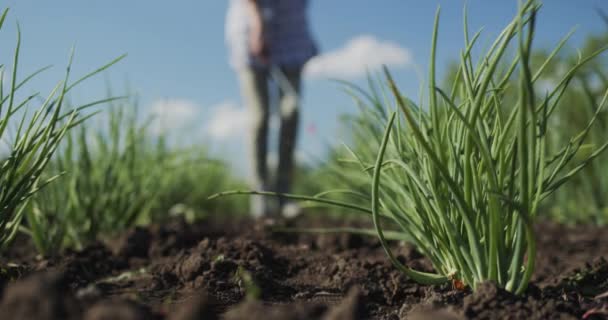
top-left (0, 8), bottom-right (124, 252)
top-left (26, 96), bottom-right (248, 255)
top-left (25, 102), bottom-right (166, 253)
top-left (362, 0), bottom-right (608, 293)
top-left (367, 0), bottom-right (608, 294)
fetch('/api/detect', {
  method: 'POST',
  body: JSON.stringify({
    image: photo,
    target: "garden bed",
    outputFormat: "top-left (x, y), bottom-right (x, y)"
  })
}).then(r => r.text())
top-left (1, 216), bottom-right (608, 320)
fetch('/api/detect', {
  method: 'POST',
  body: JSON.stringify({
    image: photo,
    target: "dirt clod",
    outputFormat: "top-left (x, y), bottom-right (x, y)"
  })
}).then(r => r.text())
top-left (322, 287), bottom-right (366, 320)
top-left (0, 271), bottom-right (77, 320)
top-left (84, 300), bottom-right (155, 320)
top-left (170, 291), bottom-right (220, 320)
top-left (111, 227), bottom-right (152, 259)
top-left (223, 299), bottom-right (327, 320)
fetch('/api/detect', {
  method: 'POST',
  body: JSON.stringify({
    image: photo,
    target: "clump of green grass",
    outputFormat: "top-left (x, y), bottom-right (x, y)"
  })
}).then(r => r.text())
top-left (25, 95), bottom-right (248, 255)
top-left (148, 146), bottom-right (248, 223)
top-left (544, 77), bottom-right (608, 224)
top-left (24, 103), bottom-right (160, 252)
top-left (213, 0), bottom-right (608, 294)
top-left (0, 8), bottom-right (124, 252)
top-left (368, 0), bottom-right (608, 293)
top-left (360, 0), bottom-right (608, 293)
top-left (532, 23), bottom-right (608, 224)
top-left (437, 13), bottom-right (608, 225)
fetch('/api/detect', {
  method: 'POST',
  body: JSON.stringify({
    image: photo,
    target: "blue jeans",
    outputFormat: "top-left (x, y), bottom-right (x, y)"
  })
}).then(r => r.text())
top-left (238, 66), bottom-right (302, 217)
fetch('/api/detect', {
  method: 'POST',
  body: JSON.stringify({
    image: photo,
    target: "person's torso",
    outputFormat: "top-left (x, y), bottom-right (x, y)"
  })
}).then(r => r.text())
top-left (226, 0), bottom-right (317, 69)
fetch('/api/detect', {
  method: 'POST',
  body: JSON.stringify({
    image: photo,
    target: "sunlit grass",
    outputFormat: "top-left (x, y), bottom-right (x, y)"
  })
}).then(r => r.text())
top-left (25, 96), bottom-right (248, 255)
top-left (0, 8), bottom-right (125, 252)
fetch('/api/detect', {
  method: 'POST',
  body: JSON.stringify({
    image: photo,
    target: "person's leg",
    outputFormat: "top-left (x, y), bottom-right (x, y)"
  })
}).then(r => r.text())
top-left (276, 67), bottom-right (302, 211)
top-left (238, 67), bottom-right (270, 217)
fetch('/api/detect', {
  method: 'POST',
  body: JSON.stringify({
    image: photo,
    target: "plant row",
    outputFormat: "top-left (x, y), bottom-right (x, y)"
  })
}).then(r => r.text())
top-left (0, 8), bottom-right (246, 256)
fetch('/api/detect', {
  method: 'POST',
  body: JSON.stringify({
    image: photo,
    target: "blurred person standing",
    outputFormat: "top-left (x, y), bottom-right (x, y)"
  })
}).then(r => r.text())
top-left (225, 0), bottom-right (318, 217)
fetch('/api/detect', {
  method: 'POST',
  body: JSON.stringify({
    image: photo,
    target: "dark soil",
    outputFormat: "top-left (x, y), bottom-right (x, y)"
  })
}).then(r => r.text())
top-left (1, 216), bottom-right (608, 320)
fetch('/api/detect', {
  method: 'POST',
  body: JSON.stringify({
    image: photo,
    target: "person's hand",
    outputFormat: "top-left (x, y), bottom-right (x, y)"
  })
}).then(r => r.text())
top-left (249, 27), bottom-right (269, 64)
top-left (246, 0), bottom-right (269, 64)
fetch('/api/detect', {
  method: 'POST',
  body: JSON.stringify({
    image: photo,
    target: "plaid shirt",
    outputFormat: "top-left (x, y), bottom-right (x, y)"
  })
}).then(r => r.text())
top-left (226, 0), bottom-right (318, 69)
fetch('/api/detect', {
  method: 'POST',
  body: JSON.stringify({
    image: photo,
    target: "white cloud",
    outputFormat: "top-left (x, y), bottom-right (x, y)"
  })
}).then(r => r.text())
top-left (304, 35), bottom-right (413, 80)
top-left (150, 98), bottom-right (200, 134)
top-left (205, 101), bottom-right (249, 140)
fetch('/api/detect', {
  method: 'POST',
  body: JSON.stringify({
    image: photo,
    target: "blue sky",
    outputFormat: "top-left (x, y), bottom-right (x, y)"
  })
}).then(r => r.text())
top-left (1, 0), bottom-right (607, 173)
